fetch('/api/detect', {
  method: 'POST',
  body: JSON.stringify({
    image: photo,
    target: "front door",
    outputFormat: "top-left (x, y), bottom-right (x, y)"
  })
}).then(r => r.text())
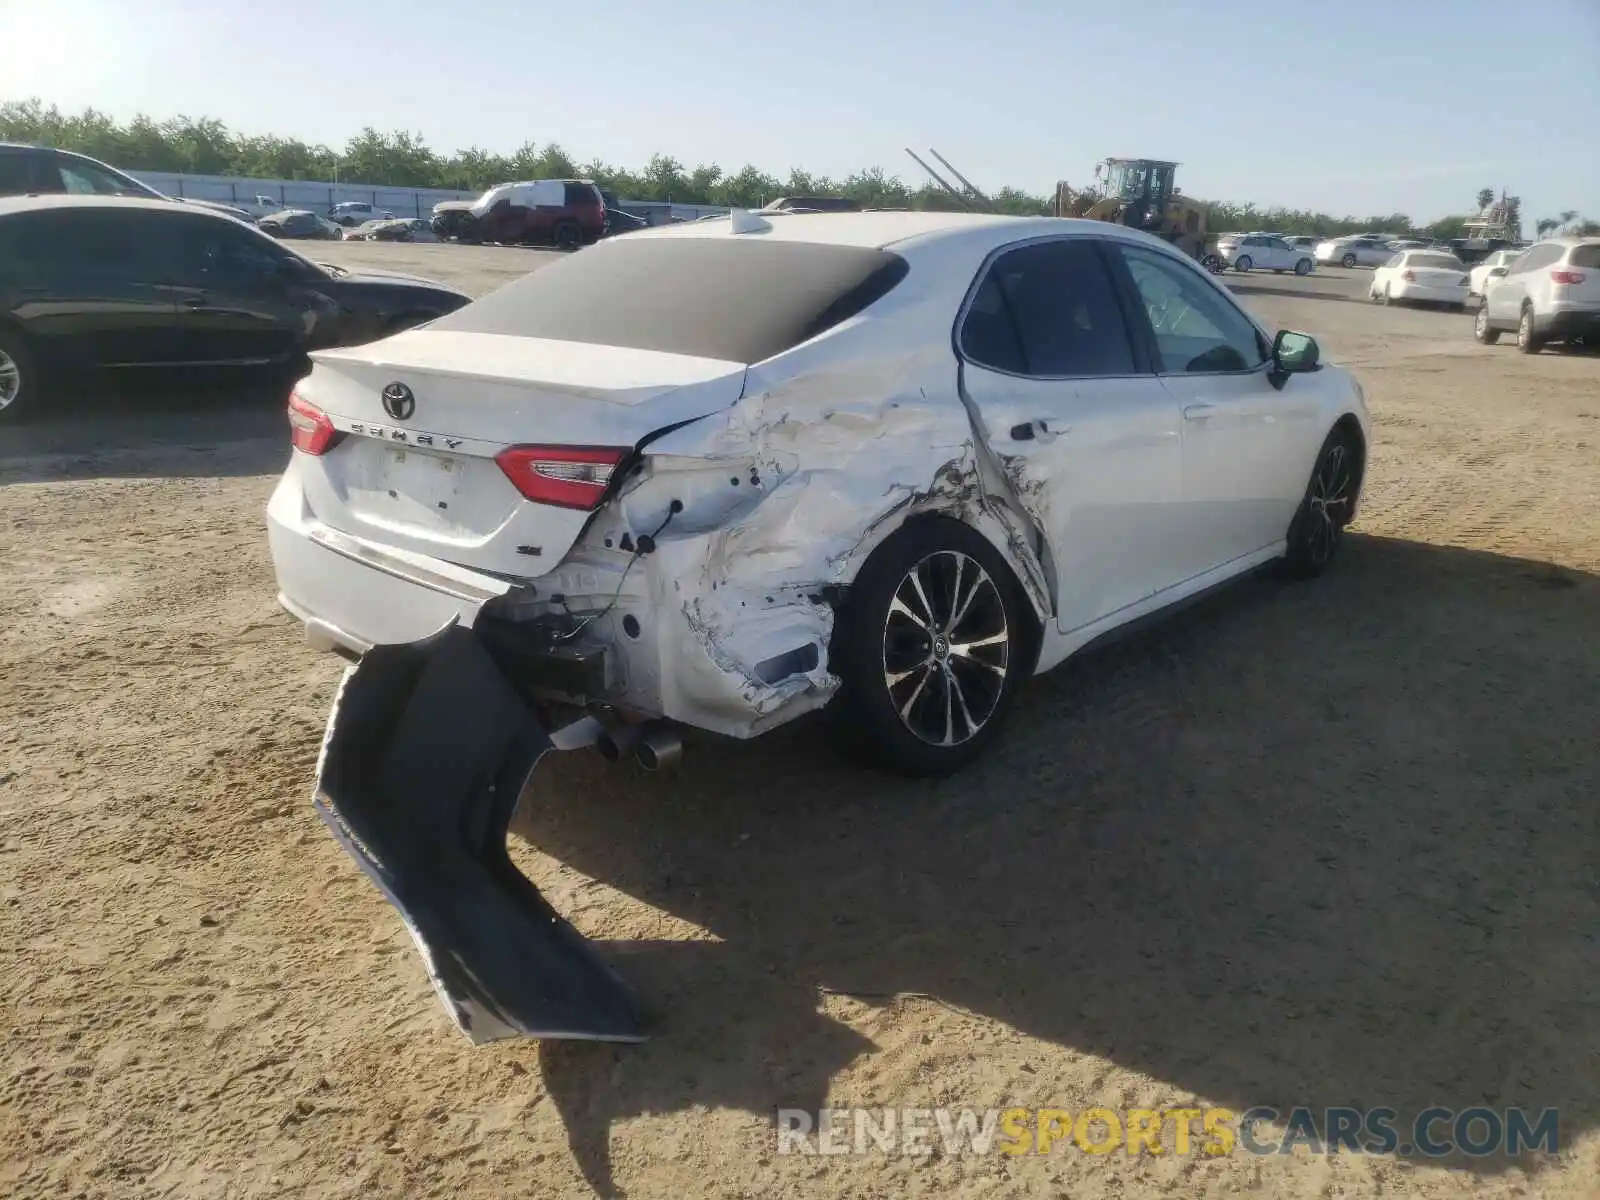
top-left (154, 211), bottom-right (319, 365)
top-left (1108, 242), bottom-right (1319, 577)
top-left (955, 236), bottom-right (1185, 634)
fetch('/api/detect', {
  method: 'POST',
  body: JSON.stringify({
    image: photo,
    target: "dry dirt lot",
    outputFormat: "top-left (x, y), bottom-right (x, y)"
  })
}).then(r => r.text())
top-left (2, 244), bottom-right (1597, 1200)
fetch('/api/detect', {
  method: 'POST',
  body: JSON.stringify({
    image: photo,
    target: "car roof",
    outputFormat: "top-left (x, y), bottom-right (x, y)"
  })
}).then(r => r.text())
top-left (0, 193), bottom-right (231, 220)
top-left (621, 209), bottom-right (1151, 253)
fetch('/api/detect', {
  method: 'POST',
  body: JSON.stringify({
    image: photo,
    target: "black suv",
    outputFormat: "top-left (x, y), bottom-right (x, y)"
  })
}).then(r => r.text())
top-left (0, 142), bottom-right (252, 221)
top-left (0, 196), bottom-right (471, 421)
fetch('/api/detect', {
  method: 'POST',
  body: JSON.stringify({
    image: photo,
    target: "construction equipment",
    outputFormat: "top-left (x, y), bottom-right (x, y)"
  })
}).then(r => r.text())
top-left (1054, 158), bottom-right (1220, 270)
top-left (905, 149), bottom-right (1221, 272)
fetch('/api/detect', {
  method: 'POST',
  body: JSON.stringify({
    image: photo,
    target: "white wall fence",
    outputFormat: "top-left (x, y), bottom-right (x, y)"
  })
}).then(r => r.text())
top-left (127, 171), bottom-right (729, 225)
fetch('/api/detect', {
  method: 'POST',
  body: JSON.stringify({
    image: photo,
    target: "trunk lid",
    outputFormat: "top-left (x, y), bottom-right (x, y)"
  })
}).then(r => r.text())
top-left (1408, 266), bottom-right (1467, 287)
top-left (297, 328), bottom-right (746, 578)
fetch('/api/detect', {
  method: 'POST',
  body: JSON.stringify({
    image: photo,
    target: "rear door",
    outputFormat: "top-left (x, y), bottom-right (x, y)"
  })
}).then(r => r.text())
top-left (1108, 240), bottom-right (1319, 577)
top-left (1, 207), bottom-right (184, 368)
top-left (1264, 236), bottom-right (1295, 269)
top-left (956, 236), bottom-right (1186, 633)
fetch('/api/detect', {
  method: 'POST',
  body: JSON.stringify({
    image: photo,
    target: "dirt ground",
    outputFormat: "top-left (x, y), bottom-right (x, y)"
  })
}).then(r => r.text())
top-left (2, 245), bottom-right (1597, 1200)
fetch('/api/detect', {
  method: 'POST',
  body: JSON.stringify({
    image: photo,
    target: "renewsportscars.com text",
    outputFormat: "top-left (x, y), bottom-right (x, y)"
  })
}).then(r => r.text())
top-left (776, 1105), bottom-right (1560, 1158)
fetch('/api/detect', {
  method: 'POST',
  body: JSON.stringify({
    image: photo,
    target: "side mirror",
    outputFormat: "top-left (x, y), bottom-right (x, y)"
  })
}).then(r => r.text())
top-left (1272, 329), bottom-right (1320, 374)
top-left (1487, 266), bottom-right (1508, 279)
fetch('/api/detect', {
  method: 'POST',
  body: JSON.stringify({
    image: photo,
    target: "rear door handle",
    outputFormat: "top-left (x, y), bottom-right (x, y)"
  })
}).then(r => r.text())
top-left (1183, 403), bottom-right (1218, 421)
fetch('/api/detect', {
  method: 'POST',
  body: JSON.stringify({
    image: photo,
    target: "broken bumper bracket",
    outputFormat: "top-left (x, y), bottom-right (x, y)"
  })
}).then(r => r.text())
top-left (313, 621), bottom-right (647, 1044)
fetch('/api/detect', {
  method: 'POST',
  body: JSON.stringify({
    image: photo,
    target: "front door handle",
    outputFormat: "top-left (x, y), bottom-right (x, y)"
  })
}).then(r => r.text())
top-left (1009, 419), bottom-right (1065, 444)
top-left (181, 297), bottom-right (207, 310)
top-left (1183, 403), bottom-right (1218, 421)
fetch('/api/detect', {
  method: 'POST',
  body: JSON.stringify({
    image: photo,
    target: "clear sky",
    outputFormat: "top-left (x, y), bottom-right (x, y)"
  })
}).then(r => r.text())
top-left (4, 0), bottom-right (1596, 224)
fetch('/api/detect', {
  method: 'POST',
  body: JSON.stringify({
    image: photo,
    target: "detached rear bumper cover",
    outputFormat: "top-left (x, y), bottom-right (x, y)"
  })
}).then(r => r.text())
top-left (314, 621), bottom-right (646, 1043)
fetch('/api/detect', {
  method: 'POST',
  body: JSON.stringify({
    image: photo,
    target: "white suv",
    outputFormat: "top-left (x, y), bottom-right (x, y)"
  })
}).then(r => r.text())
top-left (1475, 238), bottom-right (1600, 353)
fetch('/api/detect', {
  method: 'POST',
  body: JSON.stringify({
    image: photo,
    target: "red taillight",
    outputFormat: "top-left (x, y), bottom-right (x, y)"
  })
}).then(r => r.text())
top-left (496, 445), bottom-right (628, 510)
top-left (287, 391), bottom-right (337, 456)
top-left (1402, 269), bottom-right (1417, 282)
top-left (1551, 269), bottom-right (1586, 285)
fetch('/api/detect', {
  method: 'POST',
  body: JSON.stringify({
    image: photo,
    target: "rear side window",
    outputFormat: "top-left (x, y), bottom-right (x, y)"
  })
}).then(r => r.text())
top-left (429, 237), bottom-right (911, 364)
top-left (0, 152), bottom-right (40, 194)
top-left (1567, 245), bottom-right (1600, 269)
top-left (1516, 244), bottom-right (1564, 273)
top-left (959, 239), bottom-right (1136, 378)
top-left (8, 209), bottom-right (152, 276)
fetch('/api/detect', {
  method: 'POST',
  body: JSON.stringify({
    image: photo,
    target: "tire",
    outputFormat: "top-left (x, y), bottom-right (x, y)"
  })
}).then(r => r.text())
top-left (553, 221), bottom-right (583, 252)
top-left (1235, 255), bottom-right (1252, 272)
top-left (1473, 305), bottom-right (1500, 344)
top-left (1280, 428), bottom-right (1359, 579)
top-left (1516, 306), bottom-right (1544, 354)
top-left (1294, 258), bottom-right (1312, 276)
top-left (1378, 285), bottom-right (1391, 306)
top-left (827, 517), bottom-right (1031, 777)
top-left (0, 326), bottom-right (39, 423)
top-left (1341, 253), bottom-right (1358, 268)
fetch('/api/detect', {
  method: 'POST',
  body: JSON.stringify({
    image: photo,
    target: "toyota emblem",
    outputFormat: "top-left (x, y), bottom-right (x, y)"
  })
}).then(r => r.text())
top-left (381, 382), bottom-right (415, 421)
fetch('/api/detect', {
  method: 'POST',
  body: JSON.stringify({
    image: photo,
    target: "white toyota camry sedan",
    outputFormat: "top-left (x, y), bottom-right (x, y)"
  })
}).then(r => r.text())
top-left (1369, 248), bottom-right (1472, 310)
top-left (269, 211), bottom-right (1371, 779)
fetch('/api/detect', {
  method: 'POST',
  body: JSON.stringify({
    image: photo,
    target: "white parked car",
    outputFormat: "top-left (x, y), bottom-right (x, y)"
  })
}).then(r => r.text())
top-left (1368, 249), bottom-right (1471, 309)
top-left (1316, 236), bottom-right (1398, 268)
top-left (1475, 237), bottom-right (1600, 352)
top-left (1217, 233), bottom-right (1315, 274)
top-left (329, 201), bottom-right (396, 227)
top-left (269, 210), bottom-right (1371, 1042)
top-left (1468, 249), bottom-right (1521, 297)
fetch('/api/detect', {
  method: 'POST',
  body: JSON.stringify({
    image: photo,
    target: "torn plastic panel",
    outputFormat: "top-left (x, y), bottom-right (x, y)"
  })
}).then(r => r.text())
top-left (313, 620), bottom-right (646, 1044)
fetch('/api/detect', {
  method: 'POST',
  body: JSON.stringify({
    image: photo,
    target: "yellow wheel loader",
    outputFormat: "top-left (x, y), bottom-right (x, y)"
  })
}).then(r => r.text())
top-left (1053, 158), bottom-right (1224, 273)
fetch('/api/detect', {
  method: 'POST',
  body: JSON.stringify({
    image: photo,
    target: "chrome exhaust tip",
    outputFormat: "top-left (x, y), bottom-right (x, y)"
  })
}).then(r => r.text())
top-left (634, 724), bottom-right (683, 772)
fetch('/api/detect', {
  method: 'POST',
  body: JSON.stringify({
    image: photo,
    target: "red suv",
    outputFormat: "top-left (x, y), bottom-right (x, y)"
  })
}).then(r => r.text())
top-left (430, 179), bottom-right (606, 250)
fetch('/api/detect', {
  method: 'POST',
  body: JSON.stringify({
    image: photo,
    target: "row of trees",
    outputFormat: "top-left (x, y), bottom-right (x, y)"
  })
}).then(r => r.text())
top-left (4, 99), bottom-right (1595, 240)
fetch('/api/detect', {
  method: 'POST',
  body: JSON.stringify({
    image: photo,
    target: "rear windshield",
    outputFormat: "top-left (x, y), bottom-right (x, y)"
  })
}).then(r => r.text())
top-left (1568, 245), bottom-right (1600, 269)
top-left (429, 236), bottom-right (910, 364)
top-left (1409, 253), bottom-right (1465, 270)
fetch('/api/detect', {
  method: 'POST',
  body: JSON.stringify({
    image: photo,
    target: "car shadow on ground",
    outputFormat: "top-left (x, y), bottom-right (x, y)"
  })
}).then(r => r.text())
top-left (0, 376), bottom-right (291, 483)
top-left (1228, 281), bottom-right (1362, 305)
top-left (506, 533), bottom-right (1598, 1196)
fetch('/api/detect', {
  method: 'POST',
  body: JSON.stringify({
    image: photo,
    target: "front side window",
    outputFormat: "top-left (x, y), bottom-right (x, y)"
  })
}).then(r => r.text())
top-left (145, 213), bottom-right (301, 285)
top-left (1115, 244), bottom-right (1267, 375)
top-left (959, 239), bottom-right (1137, 378)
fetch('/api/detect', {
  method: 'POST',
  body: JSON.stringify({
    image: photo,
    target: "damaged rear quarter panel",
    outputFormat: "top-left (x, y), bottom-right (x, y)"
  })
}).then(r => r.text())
top-left (610, 299), bottom-right (1052, 737)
